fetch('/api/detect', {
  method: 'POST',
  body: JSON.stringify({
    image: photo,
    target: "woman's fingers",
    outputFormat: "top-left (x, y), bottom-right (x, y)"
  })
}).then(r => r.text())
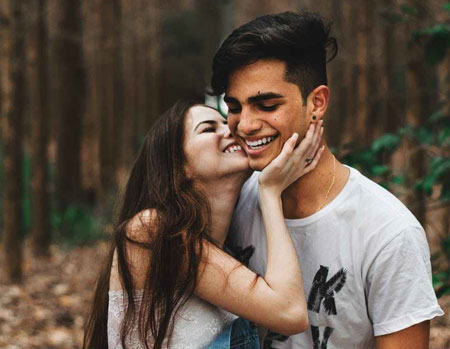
top-left (270, 132), bottom-right (298, 168)
top-left (304, 145), bottom-right (325, 174)
top-left (305, 122), bottom-right (323, 162)
top-left (294, 123), bottom-right (315, 157)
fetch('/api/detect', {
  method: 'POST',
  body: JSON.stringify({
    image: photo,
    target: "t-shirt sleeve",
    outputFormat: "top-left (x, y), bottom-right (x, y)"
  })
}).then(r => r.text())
top-left (365, 226), bottom-right (444, 336)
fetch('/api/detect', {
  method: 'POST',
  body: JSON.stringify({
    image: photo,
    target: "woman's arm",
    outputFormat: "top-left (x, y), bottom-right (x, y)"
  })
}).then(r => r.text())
top-left (196, 122), bottom-right (323, 335)
top-left (116, 123), bottom-right (323, 336)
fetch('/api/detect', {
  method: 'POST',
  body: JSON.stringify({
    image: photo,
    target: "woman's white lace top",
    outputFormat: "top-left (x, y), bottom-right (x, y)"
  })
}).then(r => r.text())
top-left (107, 290), bottom-right (237, 348)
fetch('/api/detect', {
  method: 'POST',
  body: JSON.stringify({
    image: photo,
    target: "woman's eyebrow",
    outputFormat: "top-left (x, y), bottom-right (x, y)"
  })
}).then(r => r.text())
top-left (194, 120), bottom-right (217, 131)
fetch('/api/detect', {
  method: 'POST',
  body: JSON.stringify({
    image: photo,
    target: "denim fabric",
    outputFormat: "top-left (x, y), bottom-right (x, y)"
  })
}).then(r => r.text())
top-left (207, 318), bottom-right (260, 348)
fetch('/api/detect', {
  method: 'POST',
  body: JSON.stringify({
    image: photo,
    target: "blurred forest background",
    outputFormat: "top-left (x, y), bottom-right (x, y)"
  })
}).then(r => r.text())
top-left (0, 0), bottom-right (449, 347)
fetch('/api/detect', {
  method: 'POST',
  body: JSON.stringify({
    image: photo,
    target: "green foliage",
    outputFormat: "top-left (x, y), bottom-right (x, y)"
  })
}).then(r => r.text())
top-left (433, 236), bottom-right (450, 298)
top-left (52, 203), bottom-right (107, 248)
top-left (414, 23), bottom-right (450, 65)
top-left (400, 4), bottom-right (418, 16)
top-left (341, 4), bottom-right (450, 298)
top-left (371, 134), bottom-right (401, 153)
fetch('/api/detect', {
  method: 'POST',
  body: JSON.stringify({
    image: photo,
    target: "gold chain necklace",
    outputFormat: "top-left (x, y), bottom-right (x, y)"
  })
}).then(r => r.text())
top-left (317, 155), bottom-right (336, 211)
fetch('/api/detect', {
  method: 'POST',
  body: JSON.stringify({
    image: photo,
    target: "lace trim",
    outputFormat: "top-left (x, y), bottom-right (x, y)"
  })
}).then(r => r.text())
top-left (107, 290), bottom-right (237, 349)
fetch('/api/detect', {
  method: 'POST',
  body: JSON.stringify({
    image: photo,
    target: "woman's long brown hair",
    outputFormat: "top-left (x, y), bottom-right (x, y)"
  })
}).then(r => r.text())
top-left (83, 99), bottom-right (216, 348)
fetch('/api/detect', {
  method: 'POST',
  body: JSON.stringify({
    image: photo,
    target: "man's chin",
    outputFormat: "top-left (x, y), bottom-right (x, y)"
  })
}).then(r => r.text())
top-left (248, 157), bottom-right (273, 172)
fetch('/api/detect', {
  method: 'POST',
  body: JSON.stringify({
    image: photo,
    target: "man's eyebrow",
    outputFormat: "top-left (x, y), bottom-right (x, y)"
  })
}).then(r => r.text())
top-left (248, 92), bottom-right (284, 103)
top-left (194, 120), bottom-right (217, 132)
top-left (224, 92), bottom-right (284, 105)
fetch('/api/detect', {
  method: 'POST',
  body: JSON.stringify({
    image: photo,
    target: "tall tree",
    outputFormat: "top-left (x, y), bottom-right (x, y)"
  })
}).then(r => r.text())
top-left (97, 0), bottom-right (121, 200)
top-left (117, 0), bottom-right (139, 185)
top-left (354, 0), bottom-right (370, 145)
top-left (27, 0), bottom-right (51, 257)
top-left (51, 0), bottom-right (86, 210)
top-left (404, 0), bottom-right (435, 224)
top-left (0, 0), bottom-right (25, 282)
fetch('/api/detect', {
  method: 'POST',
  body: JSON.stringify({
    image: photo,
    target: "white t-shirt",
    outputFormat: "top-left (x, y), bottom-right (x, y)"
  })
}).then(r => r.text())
top-left (228, 166), bottom-right (443, 349)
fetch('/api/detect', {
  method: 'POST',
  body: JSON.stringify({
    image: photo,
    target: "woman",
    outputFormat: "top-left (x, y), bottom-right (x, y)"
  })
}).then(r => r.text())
top-left (83, 99), bottom-right (323, 348)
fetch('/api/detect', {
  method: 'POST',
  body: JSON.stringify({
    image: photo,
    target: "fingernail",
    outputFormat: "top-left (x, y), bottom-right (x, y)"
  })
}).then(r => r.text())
top-left (293, 132), bottom-right (298, 139)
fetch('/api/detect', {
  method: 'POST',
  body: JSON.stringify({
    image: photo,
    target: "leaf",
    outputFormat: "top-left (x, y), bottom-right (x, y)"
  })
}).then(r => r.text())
top-left (399, 125), bottom-right (414, 137)
top-left (391, 175), bottom-right (405, 185)
top-left (422, 174), bottom-right (436, 196)
top-left (421, 157), bottom-right (450, 196)
top-left (415, 127), bottom-right (434, 145)
top-left (440, 183), bottom-right (450, 202)
top-left (372, 165), bottom-right (390, 177)
top-left (400, 4), bottom-right (418, 16)
top-left (438, 127), bottom-right (450, 146)
top-left (429, 110), bottom-right (443, 122)
top-left (424, 35), bottom-right (449, 65)
top-left (371, 134), bottom-right (401, 153)
top-left (445, 3), bottom-right (450, 11)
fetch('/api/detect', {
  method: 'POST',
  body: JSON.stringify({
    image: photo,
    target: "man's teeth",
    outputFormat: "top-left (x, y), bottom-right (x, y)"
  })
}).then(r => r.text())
top-left (224, 145), bottom-right (242, 153)
top-left (245, 136), bottom-right (276, 149)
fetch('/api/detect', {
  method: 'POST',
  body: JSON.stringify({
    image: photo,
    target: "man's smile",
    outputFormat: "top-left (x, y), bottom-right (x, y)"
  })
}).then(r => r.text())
top-left (240, 134), bottom-right (279, 155)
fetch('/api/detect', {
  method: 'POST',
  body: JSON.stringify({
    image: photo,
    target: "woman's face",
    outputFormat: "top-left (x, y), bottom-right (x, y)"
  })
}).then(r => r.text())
top-left (183, 105), bottom-right (250, 181)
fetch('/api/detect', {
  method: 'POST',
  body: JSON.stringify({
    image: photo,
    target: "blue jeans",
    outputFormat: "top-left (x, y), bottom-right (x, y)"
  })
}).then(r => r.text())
top-left (207, 318), bottom-right (260, 348)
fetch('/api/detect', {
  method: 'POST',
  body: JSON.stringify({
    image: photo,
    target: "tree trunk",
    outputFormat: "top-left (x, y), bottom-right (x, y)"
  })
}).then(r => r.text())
top-left (0, 0), bottom-right (25, 283)
top-left (341, 0), bottom-right (359, 146)
top-left (404, 0), bottom-right (433, 225)
top-left (51, 0), bottom-right (86, 210)
top-left (354, 0), bottom-right (369, 146)
top-left (97, 0), bottom-right (118, 201)
top-left (118, 0), bottom-right (139, 184)
top-left (325, 0), bottom-right (346, 148)
top-left (26, 0), bottom-right (51, 257)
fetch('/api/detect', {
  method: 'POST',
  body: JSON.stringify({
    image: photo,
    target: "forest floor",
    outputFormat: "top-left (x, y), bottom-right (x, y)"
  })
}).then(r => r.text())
top-left (0, 241), bottom-right (449, 348)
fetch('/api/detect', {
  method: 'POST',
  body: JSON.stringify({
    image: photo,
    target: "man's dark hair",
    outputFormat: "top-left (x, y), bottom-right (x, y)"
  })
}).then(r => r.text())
top-left (210, 11), bottom-right (338, 103)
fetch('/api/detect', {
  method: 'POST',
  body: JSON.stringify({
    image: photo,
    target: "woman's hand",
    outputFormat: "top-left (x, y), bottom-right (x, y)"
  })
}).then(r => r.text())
top-left (258, 120), bottom-right (324, 196)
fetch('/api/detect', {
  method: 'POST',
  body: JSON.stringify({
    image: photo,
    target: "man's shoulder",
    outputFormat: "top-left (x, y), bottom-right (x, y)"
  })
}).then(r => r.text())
top-left (348, 166), bottom-right (421, 228)
top-left (345, 167), bottom-right (425, 256)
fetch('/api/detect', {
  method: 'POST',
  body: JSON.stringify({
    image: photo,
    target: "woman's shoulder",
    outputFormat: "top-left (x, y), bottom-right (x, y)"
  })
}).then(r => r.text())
top-left (125, 209), bottom-right (159, 243)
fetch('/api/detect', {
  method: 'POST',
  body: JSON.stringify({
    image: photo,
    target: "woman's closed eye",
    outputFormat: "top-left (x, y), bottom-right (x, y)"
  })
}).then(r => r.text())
top-left (202, 126), bottom-right (216, 133)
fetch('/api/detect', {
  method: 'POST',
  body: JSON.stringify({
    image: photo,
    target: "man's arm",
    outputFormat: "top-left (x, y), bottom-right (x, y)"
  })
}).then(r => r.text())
top-left (376, 321), bottom-right (430, 349)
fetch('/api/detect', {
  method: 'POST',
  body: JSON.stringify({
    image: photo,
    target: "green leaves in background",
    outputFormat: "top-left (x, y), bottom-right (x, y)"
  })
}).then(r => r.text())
top-left (51, 204), bottom-right (107, 248)
top-left (414, 23), bottom-right (450, 66)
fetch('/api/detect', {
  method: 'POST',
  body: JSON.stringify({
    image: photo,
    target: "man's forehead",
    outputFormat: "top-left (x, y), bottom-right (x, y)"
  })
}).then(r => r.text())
top-left (226, 60), bottom-right (294, 101)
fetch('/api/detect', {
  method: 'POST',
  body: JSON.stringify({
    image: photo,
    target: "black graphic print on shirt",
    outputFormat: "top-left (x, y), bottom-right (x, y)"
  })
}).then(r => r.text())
top-left (263, 331), bottom-right (289, 348)
top-left (307, 265), bottom-right (347, 315)
top-left (229, 244), bottom-right (255, 266)
top-left (311, 325), bottom-right (334, 349)
top-left (307, 265), bottom-right (347, 348)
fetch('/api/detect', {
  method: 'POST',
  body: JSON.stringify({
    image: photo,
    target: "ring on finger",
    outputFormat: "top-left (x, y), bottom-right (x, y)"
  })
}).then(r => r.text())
top-left (305, 158), bottom-right (312, 164)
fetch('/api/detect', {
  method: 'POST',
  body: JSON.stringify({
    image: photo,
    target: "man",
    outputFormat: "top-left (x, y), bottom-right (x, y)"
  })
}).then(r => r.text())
top-left (211, 11), bottom-right (443, 348)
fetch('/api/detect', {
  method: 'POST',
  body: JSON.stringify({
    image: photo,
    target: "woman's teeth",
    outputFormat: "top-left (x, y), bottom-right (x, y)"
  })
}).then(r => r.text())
top-left (224, 145), bottom-right (242, 153)
top-left (245, 136), bottom-right (277, 149)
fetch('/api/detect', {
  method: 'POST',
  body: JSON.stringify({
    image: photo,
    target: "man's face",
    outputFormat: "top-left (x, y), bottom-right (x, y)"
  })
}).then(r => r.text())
top-left (225, 59), bottom-right (309, 171)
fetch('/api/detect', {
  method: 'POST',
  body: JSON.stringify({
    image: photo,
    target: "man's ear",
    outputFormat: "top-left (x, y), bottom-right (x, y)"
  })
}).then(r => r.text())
top-left (307, 85), bottom-right (330, 122)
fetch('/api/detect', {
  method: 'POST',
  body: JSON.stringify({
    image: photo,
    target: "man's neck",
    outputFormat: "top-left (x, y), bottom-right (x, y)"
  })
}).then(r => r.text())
top-left (281, 147), bottom-right (350, 219)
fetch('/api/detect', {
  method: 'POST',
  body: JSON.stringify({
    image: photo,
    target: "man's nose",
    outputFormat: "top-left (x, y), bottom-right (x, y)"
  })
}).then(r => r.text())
top-left (224, 127), bottom-right (233, 139)
top-left (238, 109), bottom-right (262, 135)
